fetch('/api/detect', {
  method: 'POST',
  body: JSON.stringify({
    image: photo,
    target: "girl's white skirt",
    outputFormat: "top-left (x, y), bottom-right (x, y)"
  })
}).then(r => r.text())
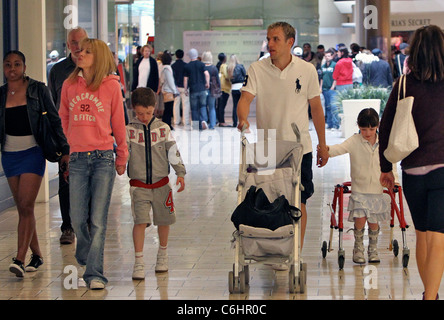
top-left (347, 192), bottom-right (391, 224)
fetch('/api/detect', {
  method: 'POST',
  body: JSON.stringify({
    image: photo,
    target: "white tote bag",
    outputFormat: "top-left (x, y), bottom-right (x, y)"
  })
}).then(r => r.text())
top-left (383, 75), bottom-right (418, 163)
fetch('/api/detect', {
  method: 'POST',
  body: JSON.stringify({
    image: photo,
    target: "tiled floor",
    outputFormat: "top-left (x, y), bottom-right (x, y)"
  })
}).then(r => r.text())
top-left (0, 120), bottom-right (441, 301)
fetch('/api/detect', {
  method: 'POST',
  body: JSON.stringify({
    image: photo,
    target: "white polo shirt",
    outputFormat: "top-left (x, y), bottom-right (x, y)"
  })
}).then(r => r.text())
top-left (241, 55), bottom-right (320, 154)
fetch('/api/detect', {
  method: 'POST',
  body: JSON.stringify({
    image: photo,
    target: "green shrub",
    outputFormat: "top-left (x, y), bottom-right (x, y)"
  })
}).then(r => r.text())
top-left (334, 86), bottom-right (391, 114)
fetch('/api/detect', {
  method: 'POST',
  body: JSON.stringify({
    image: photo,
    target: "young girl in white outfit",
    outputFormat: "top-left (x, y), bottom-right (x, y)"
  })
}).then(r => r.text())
top-left (326, 108), bottom-right (396, 264)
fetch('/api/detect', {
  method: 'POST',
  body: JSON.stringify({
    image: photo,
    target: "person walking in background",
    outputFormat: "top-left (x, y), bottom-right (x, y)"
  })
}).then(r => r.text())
top-left (59, 38), bottom-right (128, 290)
top-left (364, 48), bottom-right (393, 89)
top-left (227, 54), bottom-right (246, 128)
top-left (183, 48), bottom-right (210, 131)
top-left (1, 51), bottom-right (69, 277)
top-left (379, 25), bottom-right (444, 300)
top-left (216, 53), bottom-right (230, 127)
top-left (394, 43), bottom-right (409, 80)
top-left (132, 44), bottom-right (159, 93)
top-left (48, 26), bottom-right (88, 245)
top-left (333, 46), bottom-right (353, 92)
top-left (171, 49), bottom-right (190, 127)
top-left (320, 48), bottom-right (340, 130)
top-left (202, 51), bottom-right (220, 129)
top-left (160, 51), bottom-right (178, 130)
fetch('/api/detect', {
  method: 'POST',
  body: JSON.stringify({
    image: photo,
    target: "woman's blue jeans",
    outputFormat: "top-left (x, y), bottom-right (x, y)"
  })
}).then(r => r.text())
top-left (69, 150), bottom-right (116, 285)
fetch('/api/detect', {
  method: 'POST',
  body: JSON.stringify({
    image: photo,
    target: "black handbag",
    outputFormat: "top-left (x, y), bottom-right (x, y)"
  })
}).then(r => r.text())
top-left (38, 109), bottom-right (63, 162)
top-left (231, 186), bottom-right (301, 231)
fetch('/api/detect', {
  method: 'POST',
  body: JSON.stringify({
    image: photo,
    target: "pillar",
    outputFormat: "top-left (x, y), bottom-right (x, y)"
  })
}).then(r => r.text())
top-left (365, 0), bottom-right (391, 60)
top-left (18, 0), bottom-right (49, 203)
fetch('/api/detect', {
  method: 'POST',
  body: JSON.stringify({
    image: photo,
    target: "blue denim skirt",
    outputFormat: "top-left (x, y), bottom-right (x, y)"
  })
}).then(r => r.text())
top-left (1, 146), bottom-right (46, 178)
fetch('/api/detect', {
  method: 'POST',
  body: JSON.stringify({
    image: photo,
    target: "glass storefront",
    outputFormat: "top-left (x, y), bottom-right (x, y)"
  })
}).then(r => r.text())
top-left (116, 0), bottom-right (155, 100)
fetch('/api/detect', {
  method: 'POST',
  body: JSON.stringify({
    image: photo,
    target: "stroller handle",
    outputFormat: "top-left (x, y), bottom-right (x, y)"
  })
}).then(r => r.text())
top-left (291, 122), bottom-right (301, 143)
top-left (240, 123), bottom-right (248, 138)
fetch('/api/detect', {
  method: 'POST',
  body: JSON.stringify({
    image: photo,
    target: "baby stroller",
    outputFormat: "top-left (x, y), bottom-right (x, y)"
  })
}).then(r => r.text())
top-left (321, 181), bottom-right (410, 269)
top-left (228, 123), bottom-right (307, 294)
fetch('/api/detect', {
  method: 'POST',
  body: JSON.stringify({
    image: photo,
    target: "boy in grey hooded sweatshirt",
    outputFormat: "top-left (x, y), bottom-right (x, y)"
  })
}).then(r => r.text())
top-left (126, 87), bottom-right (186, 279)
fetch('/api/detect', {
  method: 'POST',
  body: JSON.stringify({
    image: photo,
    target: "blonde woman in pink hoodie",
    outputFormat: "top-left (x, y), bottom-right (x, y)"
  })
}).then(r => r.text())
top-left (59, 38), bottom-right (128, 290)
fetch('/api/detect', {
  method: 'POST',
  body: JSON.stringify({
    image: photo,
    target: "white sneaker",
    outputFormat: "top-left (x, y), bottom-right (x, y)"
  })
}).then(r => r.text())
top-left (155, 252), bottom-right (169, 273)
top-left (201, 121), bottom-right (208, 130)
top-left (132, 263), bottom-right (145, 280)
top-left (89, 279), bottom-right (105, 290)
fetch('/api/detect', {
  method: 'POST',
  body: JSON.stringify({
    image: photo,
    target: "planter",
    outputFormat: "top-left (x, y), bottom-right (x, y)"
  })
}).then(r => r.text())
top-left (341, 99), bottom-right (381, 139)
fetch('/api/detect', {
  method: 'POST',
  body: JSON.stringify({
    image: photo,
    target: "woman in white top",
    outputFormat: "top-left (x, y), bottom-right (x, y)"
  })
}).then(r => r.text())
top-left (160, 52), bottom-right (178, 129)
top-left (326, 108), bottom-right (396, 264)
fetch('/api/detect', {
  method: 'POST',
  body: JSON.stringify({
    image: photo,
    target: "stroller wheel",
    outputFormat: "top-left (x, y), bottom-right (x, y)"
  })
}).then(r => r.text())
top-left (244, 265), bottom-right (250, 285)
top-left (289, 265), bottom-right (296, 293)
top-left (299, 269), bottom-right (306, 294)
top-left (228, 271), bottom-right (235, 293)
top-left (321, 241), bottom-right (328, 258)
top-left (239, 270), bottom-right (246, 293)
top-left (392, 239), bottom-right (399, 257)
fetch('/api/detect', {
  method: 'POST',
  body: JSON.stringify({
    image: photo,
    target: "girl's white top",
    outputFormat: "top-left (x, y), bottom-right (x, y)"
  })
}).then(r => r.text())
top-left (328, 133), bottom-right (397, 194)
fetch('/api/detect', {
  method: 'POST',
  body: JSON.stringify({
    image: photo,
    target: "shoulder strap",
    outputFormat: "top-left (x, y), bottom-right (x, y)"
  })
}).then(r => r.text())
top-left (398, 74), bottom-right (406, 101)
top-left (397, 54), bottom-right (402, 75)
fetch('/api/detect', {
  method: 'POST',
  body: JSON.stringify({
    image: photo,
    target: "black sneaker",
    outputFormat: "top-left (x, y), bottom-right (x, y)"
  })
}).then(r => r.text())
top-left (9, 258), bottom-right (25, 277)
top-left (25, 254), bottom-right (43, 272)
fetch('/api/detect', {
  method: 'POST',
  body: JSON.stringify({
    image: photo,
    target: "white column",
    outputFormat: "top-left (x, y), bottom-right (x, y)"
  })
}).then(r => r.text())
top-left (18, 0), bottom-right (49, 203)
top-left (98, 0), bottom-right (109, 42)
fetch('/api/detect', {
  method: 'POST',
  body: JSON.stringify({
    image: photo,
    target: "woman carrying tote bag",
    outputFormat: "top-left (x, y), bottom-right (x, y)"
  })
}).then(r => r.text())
top-left (379, 25), bottom-right (444, 300)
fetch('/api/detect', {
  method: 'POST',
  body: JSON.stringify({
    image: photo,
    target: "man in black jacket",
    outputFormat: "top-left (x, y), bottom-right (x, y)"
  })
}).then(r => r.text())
top-left (48, 27), bottom-right (88, 245)
top-left (131, 44), bottom-right (159, 92)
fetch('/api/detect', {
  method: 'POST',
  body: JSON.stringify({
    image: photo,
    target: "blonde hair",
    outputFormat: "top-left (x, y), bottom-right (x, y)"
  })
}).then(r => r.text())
top-left (201, 51), bottom-right (213, 64)
top-left (68, 38), bottom-right (116, 91)
top-left (227, 54), bottom-right (240, 79)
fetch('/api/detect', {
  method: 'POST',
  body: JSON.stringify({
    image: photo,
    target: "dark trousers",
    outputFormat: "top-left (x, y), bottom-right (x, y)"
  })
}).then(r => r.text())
top-left (231, 89), bottom-right (241, 127)
top-left (162, 101), bottom-right (174, 129)
top-left (217, 92), bottom-right (229, 124)
top-left (58, 162), bottom-right (72, 232)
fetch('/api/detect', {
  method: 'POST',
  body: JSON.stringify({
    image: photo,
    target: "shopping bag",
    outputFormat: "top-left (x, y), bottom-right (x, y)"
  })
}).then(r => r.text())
top-left (383, 75), bottom-right (418, 163)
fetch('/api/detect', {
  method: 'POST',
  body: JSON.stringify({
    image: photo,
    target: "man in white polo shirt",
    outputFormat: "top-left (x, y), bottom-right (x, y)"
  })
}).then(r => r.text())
top-left (237, 21), bottom-right (329, 249)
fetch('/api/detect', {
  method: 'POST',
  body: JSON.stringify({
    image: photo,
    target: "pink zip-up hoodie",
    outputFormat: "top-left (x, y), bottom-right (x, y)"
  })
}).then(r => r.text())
top-left (59, 73), bottom-right (128, 166)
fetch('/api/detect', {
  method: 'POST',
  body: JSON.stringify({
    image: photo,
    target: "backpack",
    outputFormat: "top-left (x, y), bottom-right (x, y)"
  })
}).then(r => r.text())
top-left (209, 66), bottom-right (222, 98)
top-left (231, 186), bottom-right (301, 231)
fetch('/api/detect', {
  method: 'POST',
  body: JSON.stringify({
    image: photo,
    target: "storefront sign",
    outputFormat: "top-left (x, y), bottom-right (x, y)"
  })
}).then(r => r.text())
top-left (391, 13), bottom-right (443, 31)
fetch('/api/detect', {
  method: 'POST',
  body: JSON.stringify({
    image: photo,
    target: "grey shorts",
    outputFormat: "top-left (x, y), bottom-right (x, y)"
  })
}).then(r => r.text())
top-left (130, 183), bottom-right (176, 226)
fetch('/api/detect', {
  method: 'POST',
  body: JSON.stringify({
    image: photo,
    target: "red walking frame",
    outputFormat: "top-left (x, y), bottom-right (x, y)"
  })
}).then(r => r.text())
top-left (321, 181), bottom-right (410, 269)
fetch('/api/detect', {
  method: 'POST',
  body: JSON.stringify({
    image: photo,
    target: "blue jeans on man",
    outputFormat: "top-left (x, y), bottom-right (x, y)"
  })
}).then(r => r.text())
top-left (190, 90), bottom-right (208, 130)
top-left (323, 89), bottom-right (340, 129)
top-left (69, 149), bottom-right (116, 286)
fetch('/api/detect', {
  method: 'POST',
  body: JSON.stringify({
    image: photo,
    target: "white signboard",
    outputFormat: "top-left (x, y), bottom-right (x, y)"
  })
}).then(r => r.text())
top-left (183, 30), bottom-right (268, 70)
